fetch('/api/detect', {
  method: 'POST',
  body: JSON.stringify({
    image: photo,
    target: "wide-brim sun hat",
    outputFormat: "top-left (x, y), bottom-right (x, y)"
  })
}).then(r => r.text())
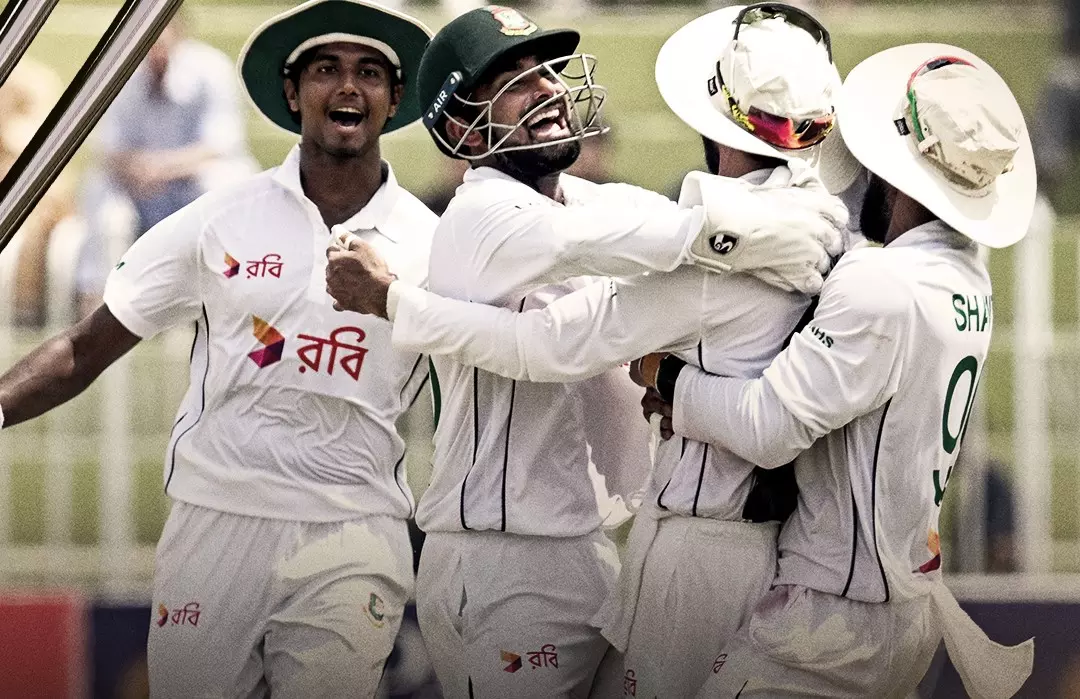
top-left (238, 0), bottom-right (432, 135)
top-left (655, 4), bottom-right (862, 195)
top-left (839, 43), bottom-right (1035, 248)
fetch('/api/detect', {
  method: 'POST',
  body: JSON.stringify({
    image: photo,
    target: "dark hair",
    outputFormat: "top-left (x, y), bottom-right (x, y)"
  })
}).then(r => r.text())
top-left (281, 45), bottom-right (403, 126)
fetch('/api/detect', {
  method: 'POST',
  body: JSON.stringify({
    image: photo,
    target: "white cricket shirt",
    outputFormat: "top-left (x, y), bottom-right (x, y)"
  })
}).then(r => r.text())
top-left (671, 221), bottom-right (993, 602)
top-left (415, 166), bottom-right (704, 537)
top-left (397, 169), bottom-right (810, 523)
top-left (104, 146), bottom-right (436, 522)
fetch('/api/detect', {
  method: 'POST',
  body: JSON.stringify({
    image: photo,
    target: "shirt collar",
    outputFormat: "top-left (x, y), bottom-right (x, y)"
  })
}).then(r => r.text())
top-left (741, 168), bottom-right (775, 185)
top-left (463, 165), bottom-right (528, 187)
top-left (271, 145), bottom-right (403, 241)
top-left (889, 220), bottom-right (975, 251)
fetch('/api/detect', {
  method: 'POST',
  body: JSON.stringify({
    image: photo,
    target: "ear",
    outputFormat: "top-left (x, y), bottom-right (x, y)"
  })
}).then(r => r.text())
top-left (444, 115), bottom-right (484, 151)
top-left (387, 81), bottom-right (404, 120)
top-left (283, 78), bottom-right (300, 115)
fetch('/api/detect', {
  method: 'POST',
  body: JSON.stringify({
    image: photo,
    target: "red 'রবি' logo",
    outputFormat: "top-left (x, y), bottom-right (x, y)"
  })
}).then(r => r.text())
top-left (224, 252), bottom-right (284, 279)
top-left (501, 645), bottom-right (559, 673)
top-left (156, 602), bottom-right (202, 627)
top-left (247, 318), bottom-right (370, 381)
top-left (296, 327), bottom-right (368, 380)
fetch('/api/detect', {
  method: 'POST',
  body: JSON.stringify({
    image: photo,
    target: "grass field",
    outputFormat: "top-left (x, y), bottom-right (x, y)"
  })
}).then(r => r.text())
top-left (4, 2), bottom-right (1080, 572)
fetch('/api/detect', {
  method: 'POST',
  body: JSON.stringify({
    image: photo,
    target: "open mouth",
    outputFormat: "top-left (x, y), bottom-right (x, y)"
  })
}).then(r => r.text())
top-left (526, 106), bottom-right (571, 141)
top-left (329, 107), bottom-right (365, 130)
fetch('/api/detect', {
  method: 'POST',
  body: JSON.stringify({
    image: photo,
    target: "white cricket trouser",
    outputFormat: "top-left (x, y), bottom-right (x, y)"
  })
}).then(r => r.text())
top-left (148, 502), bottom-right (414, 699)
top-left (695, 584), bottom-right (940, 699)
top-left (621, 517), bottom-right (779, 699)
top-left (415, 529), bottom-right (620, 699)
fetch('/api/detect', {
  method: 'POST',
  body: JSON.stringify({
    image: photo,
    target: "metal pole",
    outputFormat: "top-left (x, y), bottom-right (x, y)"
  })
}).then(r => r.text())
top-left (1015, 199), bottom-right (1054, 573)
top-left (0, 0), bottom-right (186, 254)
top-left (0, 0), bottom-right (61, 90)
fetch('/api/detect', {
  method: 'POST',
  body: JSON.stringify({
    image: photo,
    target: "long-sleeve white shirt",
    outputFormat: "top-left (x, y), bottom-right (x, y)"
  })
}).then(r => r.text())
top-left (670, 221), bottom-right (992, 603)
top-left (415, 166), bottom-right (705, 536)
top-left (399, 168), bottom-right (811, 523)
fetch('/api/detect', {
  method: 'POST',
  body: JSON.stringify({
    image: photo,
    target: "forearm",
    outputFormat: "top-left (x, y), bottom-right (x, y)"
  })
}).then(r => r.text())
top-left (390, 281), bottom-right (658, 383)
top-left (0, 307), bottom-right (140, 428)
top-left (0, 333), bottom-right (101, 428)
top-left (552, 206), bottom-right (701, 279)
top-left (672, 367), bottom-right (819, 468)
top-left (390, 283), bottom-right (532, 380)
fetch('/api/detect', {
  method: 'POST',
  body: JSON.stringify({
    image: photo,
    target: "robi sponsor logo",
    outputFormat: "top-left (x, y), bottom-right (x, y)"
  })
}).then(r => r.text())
top-left (501, 650), bottom-right (522, 673)
top-left (500, 645), bottom-right (559, 673)
top-left (248, 316), bottom-right (285, 368)
top-left (296, 327), bottom-right (369, 380)
top-left (155, 602), bottom-right (202, 628)
top-left (224, 253), bottom-right (240, 278)
top-left (246, 318), bottom-right (371, 380)
top-left (224, 252), bottom-right (284, 279)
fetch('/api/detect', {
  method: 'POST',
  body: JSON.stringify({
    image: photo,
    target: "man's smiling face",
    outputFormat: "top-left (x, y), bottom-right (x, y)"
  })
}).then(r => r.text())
top-left (285, 42), bottom-right (402, 158)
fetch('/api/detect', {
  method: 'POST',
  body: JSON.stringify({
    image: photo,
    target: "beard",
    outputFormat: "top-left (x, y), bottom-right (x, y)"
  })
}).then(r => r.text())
top-left (859, 174), bottom-right (894, 245)
top-left (492, 138), bottom-right (582, 181)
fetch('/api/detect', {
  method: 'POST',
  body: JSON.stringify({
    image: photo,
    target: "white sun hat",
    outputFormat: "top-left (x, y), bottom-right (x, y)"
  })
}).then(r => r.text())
top-left (838, 43), bottom-right (1036, 248)
top-left (655, 3), bottom-right (862, 195)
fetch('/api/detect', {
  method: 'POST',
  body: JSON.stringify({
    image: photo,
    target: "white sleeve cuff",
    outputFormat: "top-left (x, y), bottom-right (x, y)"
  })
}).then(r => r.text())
top-left (387, 280), bottom-right (403, 322)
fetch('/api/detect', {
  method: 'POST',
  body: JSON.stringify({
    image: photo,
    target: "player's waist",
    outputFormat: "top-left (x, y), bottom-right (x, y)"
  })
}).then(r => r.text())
top-left (165, 458), bottom-right (413, 523)
top-left (415, 487), bottom-right (602, 537)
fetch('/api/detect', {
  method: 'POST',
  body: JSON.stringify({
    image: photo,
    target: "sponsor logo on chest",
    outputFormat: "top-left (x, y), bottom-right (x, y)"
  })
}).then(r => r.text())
top-left (500, 645), bottom-right (559, 673)
top-left (246, 316), bottom-right (370, 381)
top-left (223, 251), bottom-right (285, 280)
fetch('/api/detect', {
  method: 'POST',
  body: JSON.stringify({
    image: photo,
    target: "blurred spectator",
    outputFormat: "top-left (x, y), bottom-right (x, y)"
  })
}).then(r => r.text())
top-left (74, 14), bottom-right (256, 317)
top-left (1032, 0), bottom-right (1080, 202)
top-left (0, 58), bottom-right (75, 328)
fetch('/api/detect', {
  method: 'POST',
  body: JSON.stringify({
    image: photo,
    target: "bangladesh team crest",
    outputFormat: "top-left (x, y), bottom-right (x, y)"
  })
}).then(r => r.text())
top-left (487, 6), bottom-right (538, 36)
top-left (364, 591), bottom-right (386, 628)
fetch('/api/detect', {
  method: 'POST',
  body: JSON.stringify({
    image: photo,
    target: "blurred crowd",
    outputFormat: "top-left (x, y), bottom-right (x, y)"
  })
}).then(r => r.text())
top-left (0, 11), bottom-right (626, 332)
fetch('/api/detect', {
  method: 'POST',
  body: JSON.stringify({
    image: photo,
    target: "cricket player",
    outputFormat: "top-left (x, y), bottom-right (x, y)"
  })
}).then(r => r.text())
top-left (637, 45), bottom-right (1038, 698)
top-left (328, 6), bottom-right (861, 697)
top-left (325, 6), bottom-right (849, 697)
top-left (0, 1), bottom-right (435, 696)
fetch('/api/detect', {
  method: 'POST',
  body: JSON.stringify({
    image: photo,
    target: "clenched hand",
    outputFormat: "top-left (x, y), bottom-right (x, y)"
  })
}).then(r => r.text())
top-left (325, 236), bottom-right (396, 319)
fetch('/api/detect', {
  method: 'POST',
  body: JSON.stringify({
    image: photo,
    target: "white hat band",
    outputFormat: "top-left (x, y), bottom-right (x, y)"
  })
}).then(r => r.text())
top-left (286, 33), bottom-right (402, 74)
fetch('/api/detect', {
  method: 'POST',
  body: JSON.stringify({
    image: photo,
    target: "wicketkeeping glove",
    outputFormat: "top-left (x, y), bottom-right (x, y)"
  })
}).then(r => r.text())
top-left (679, 164), bottom-right (848, 295)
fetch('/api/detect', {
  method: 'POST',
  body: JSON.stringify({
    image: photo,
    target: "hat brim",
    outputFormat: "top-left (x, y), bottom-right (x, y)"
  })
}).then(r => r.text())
top-left (838, 43), bottom-right (1036, 248)
top-left (238, 0), bottom-right (432, 136)
top-left (654, 6), bottom-right (861, 195)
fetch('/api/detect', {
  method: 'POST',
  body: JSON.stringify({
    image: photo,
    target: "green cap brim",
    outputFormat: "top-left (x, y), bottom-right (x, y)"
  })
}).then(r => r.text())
top-left (239, 0), bottom-right (432, 136)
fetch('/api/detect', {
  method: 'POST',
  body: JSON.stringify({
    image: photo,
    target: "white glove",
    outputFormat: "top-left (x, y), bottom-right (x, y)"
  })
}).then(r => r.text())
top-left (679, 166), bottom-right (848, 295)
